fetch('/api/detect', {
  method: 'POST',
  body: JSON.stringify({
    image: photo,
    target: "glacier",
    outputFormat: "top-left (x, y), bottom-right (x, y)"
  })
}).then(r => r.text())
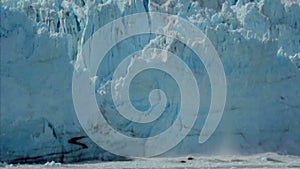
top-left (1, 0), bottom-right (300, 164)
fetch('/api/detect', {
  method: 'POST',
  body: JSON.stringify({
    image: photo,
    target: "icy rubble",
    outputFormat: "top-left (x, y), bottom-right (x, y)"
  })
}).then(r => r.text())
top-left (3, 153), bottom-right (300, 168)
top-left (1, 0), bottom-right (300, 163)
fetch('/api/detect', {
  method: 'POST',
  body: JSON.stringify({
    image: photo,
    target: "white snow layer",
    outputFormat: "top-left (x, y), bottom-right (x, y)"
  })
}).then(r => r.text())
top-left (1, 0), bottom-right (300, 163)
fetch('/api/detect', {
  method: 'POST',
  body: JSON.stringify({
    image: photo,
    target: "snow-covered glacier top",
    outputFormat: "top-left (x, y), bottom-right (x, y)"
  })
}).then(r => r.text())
top-left (0, 0), bottom-right (300, 164)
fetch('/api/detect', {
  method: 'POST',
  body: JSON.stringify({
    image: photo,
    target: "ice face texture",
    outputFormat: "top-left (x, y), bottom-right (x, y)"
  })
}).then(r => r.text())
top-left (1, 0), bottom-right (300, 163)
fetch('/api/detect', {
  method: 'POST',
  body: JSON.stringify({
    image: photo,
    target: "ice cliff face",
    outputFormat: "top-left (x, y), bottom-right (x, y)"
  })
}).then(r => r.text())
top-left (1, 0), bottom-right (300, 163)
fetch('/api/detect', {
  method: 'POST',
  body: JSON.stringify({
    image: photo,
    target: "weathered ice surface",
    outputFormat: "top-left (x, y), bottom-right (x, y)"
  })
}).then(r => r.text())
top-left (1, 0), bottom-right (300, 163)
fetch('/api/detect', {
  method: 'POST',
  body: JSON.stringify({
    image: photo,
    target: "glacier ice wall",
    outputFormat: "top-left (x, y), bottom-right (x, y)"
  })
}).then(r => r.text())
top-left (1, 0), bottom-right (300, 163)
